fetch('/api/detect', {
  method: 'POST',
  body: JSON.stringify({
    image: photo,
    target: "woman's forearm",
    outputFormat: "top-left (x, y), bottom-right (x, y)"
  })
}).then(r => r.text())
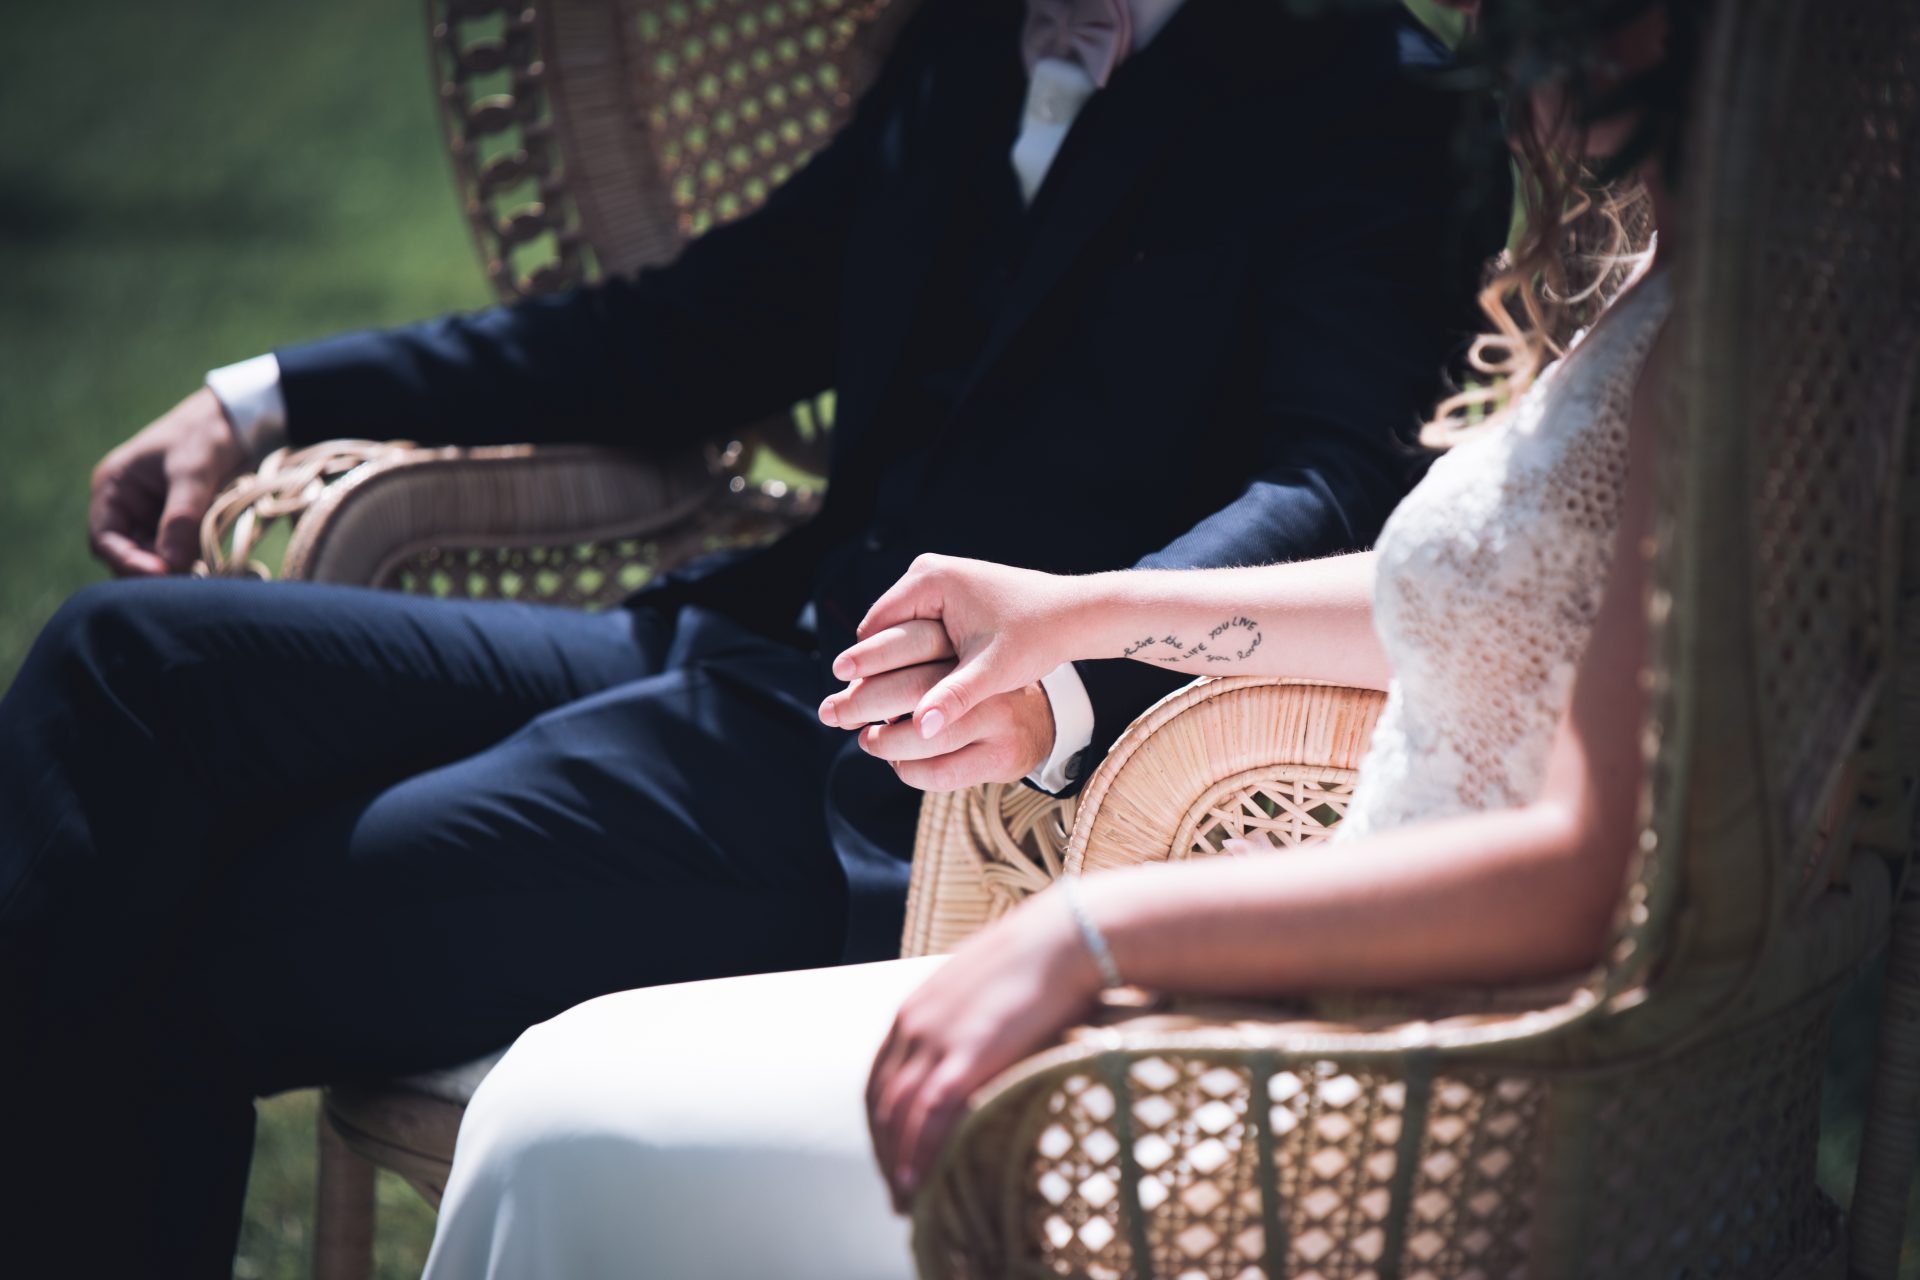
top-left (1064, 553), bottom-right (1390, 690)
top-left (1079, 797), bottom-right (1630, 997)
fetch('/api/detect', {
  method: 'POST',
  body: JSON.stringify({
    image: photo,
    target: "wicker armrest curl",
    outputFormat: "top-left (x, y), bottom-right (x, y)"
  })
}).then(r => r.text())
top-left (900, 678), bottom-right (1386, 959)
top-left (198, 440), bottom-right (810, 607)
top-left (1067, 676), bottom-right (1386, 874)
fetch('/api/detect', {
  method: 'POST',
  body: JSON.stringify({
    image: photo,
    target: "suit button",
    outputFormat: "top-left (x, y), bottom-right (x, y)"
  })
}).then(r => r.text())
top-left (863, 533), bottom-right (885, 552)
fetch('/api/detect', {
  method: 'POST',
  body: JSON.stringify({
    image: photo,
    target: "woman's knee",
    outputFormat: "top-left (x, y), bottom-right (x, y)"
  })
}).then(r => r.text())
top-left (456, 1013), bottom-right (602, 1170)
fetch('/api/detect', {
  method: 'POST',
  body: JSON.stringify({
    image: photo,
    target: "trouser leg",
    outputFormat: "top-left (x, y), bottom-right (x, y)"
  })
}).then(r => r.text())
top-left (0, 577), bottom-right (669, 1274)
top-left (0, 576), bottom-right (665, 1025)
top-left (9, 597), bottom-right (849, 1276)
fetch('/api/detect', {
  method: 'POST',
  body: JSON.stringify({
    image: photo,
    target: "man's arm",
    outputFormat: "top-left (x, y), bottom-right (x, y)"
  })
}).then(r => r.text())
top-left (86, 1), bottom-right (947, 574)
top-left (1064, 26), bottom-right (1509, 777)
top-left (273, 38), bottom-right (916, 454)
top-left (834, 46), bottom-right (1506, 794)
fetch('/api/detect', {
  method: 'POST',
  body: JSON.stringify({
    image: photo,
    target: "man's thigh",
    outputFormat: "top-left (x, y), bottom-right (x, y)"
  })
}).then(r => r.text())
top-left (167, 639), bottom-right (849, 1090)
top-left (3, 577), bottom-right (673, 1019)
top-left (6, 576), bottom-right (671, 819)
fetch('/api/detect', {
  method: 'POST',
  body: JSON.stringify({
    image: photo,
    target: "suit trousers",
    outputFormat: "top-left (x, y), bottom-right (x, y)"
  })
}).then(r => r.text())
top-left (0, 577), bottom-right (856, 1276)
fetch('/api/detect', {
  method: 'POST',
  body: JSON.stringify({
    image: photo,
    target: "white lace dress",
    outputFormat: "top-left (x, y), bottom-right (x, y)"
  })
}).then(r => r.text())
top-left (421, 272), bottom-right (1672, 1280)
top-left (1340, 268), bottom-right (1672, 840)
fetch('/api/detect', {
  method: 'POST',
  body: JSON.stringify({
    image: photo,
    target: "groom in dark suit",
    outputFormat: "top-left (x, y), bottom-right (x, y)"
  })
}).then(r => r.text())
top-left (1, 0), bottom-right (1501, 1271)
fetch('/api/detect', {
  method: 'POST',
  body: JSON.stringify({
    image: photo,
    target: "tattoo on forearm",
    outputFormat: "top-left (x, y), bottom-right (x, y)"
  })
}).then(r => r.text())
top-left (1120, 617), bottom-right (1262, 665)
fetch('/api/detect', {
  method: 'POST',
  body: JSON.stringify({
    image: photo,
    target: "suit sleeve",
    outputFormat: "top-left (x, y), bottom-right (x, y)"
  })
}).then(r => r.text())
top-left (1066, 69), bottom-right (1507, 790)
top-left (275, 13), bottom-right (933, 452)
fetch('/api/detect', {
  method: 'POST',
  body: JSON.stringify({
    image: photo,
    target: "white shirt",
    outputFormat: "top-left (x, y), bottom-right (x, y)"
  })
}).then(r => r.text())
top-left (206, 0), bottom-right (1186, 794)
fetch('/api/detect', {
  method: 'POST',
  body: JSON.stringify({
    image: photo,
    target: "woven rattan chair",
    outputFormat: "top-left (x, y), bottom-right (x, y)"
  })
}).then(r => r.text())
top-left (900, 1), bottom-right (1920, 1276)
top-left (190, 1), bottom-right (932, 1276)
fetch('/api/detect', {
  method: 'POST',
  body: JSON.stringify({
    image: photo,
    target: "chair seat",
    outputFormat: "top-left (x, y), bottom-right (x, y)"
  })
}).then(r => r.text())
top-left (324, 1050), bottom-right (508, 1204)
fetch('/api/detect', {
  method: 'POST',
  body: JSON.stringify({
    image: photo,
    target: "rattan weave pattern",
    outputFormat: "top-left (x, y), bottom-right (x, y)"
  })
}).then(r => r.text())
top-left (430, 0), bottom-right (594, 297)
top-left (900, 683), bottom-right (1383, 960)
top-left (629, 0), bottom-right (901, 239)
top-left (950, 1052), bottom-right (1549, 1280)
top-left (961, 782), bottom-right (1077, 921)
top-left (922, 998), bottom-right (1844, 1280)
top-left (1738, 0), bottom-right (1919, 880)
top-left (370, 504), bottom-right (786, 607)
top-left (1175, 772), bottom-right (1357, 862)
top-left (427, 0), bottom-right (907, 299)
top-left (1579, 997), bottom-right (1839, 1279)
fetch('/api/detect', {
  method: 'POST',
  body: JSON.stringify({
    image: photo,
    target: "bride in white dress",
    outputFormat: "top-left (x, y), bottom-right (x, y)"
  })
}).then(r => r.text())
top-left (422, 3), bottom-right (1695, 1276)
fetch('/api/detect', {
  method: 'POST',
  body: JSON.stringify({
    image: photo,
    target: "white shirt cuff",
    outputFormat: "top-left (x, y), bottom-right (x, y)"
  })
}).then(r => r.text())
top-left (205, 353), bottom-right (289, 463)
top-left (1027, 662), bottom-right (1097, 795)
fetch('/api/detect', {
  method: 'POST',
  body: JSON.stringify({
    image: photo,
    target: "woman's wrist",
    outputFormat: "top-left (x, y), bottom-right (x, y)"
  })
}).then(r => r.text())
top-left (1057, 571), bottom-right (1144, 663)
top-left (1056, 874), bottom-right (1125, 990)
top-left (1025, 878), bottom-right (1108, 1003)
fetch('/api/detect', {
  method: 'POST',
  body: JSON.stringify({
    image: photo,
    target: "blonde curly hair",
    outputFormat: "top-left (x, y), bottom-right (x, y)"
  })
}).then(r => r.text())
top-left (1424, 136), bottom-right (1654, 446)
top-left (1421, 0), bottom-right (1672, 446)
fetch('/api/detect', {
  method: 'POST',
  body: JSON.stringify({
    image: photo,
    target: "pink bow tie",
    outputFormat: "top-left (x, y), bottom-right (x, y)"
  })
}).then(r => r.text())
top-left (1024, 0), bottom-right (1133, 88)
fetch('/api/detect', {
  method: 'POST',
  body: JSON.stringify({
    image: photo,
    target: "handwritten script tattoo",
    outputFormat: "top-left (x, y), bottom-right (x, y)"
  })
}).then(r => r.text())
top-left (1119, 617), bottom-right (1262, 665)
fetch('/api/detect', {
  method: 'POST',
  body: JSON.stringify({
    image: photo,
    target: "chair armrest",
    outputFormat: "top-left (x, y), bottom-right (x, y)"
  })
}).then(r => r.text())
top-left (902, 783), bottom-right (1078, 958)
top-left (911, 990), bottom-right (1578, 1280)
top-left (200, 440), bottom-right (804, 605)
top-left (1068, 676), bottom-right (1386, 873)
top-left (898, 678), bottom-right (1387, 959)
top-left (914, 942), bottom-right (1856, 1280)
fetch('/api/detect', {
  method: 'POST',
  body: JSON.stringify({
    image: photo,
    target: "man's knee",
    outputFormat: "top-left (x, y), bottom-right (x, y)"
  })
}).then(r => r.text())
top-left (25, 578), bottom-right (179, 688)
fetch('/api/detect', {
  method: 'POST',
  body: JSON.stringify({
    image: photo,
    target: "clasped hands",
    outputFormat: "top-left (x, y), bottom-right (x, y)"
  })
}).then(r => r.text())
top-left (817, 554), bottom-right (1085, 792)
top-left (826, 556), bottom-right (1121, 1212)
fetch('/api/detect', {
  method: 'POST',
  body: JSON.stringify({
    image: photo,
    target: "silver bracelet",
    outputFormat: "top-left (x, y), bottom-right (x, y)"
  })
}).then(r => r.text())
top-left (1059, 874), bottom-right (1124, 990)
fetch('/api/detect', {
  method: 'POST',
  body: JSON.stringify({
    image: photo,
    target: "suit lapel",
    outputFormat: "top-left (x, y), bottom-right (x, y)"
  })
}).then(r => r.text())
top-left (833, 9), bottom-right (1026, 456)
top-left (953, 0), bottom-right (1240, 408)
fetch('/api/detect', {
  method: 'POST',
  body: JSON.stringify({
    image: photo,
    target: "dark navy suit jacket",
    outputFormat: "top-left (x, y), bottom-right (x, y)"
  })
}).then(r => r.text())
top-left (272, 0), bottom-right (1505, 960)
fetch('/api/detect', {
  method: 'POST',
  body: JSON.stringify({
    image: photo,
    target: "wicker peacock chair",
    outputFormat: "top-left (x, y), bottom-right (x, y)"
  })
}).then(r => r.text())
top-left (904, 0), bottom-right (1920, 1276)
top-left (192, 1), bottom-right (931, 1275)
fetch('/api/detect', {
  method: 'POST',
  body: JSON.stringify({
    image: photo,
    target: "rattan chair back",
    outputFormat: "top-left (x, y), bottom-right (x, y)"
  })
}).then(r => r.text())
top-left (910, 2), bottom-right (1920, 1277)
top-left (426, 0), bottom-right (917, 482)
top-left (1608, 0), bottom-right (1919, 1023)
top-left (428, 0), bottom-right (913, 297)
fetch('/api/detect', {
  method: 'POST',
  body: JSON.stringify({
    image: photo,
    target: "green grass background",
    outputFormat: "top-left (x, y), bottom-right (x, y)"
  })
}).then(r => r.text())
top-left (0, 2), bottom-right (474, 1274)
top-left (0, 1), bottom-right (1910, 1277)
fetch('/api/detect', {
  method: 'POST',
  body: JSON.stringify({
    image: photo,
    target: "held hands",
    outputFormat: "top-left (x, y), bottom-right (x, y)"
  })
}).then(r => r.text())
top-left (817, 555), bottom-right (1094, 790)
top-left (89, 388), bottom-right (248, 576)
top-left (866, 884), bottom-right (1103, 1210)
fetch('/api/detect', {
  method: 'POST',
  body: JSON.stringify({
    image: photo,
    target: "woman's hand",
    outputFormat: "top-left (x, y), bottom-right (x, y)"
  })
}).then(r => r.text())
top-left (822, 554), bottom-right (1097, 742)
top-left (866, 885), bottom-right (1103, 1212)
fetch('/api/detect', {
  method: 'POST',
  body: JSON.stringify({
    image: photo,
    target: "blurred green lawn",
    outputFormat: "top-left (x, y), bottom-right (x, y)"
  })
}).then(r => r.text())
top-left (0, 1), bottom-right (1911, 1278)
top-left (0, 1), bottom-right (478, 1274)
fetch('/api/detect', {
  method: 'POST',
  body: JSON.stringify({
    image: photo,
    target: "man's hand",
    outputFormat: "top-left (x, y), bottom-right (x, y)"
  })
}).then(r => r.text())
top-left (830, 555), bottom-right (1097, 743)
top-left (820, 652), bottom-right (1056, 791)
top-left (89, 387), bottom-right (248, 576)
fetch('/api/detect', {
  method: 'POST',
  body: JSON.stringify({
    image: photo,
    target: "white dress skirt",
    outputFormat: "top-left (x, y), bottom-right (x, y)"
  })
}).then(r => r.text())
top-left (422, 955), bottom-right (947, 1280)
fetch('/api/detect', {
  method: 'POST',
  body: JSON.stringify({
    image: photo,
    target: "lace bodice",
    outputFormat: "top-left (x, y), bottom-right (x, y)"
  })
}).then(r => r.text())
top-left (1336, 271), bottom-right (1673, 843)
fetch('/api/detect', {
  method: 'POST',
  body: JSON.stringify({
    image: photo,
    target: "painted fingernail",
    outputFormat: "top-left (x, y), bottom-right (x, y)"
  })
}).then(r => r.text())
top-left (919, 708), bottom-right (945, 740)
